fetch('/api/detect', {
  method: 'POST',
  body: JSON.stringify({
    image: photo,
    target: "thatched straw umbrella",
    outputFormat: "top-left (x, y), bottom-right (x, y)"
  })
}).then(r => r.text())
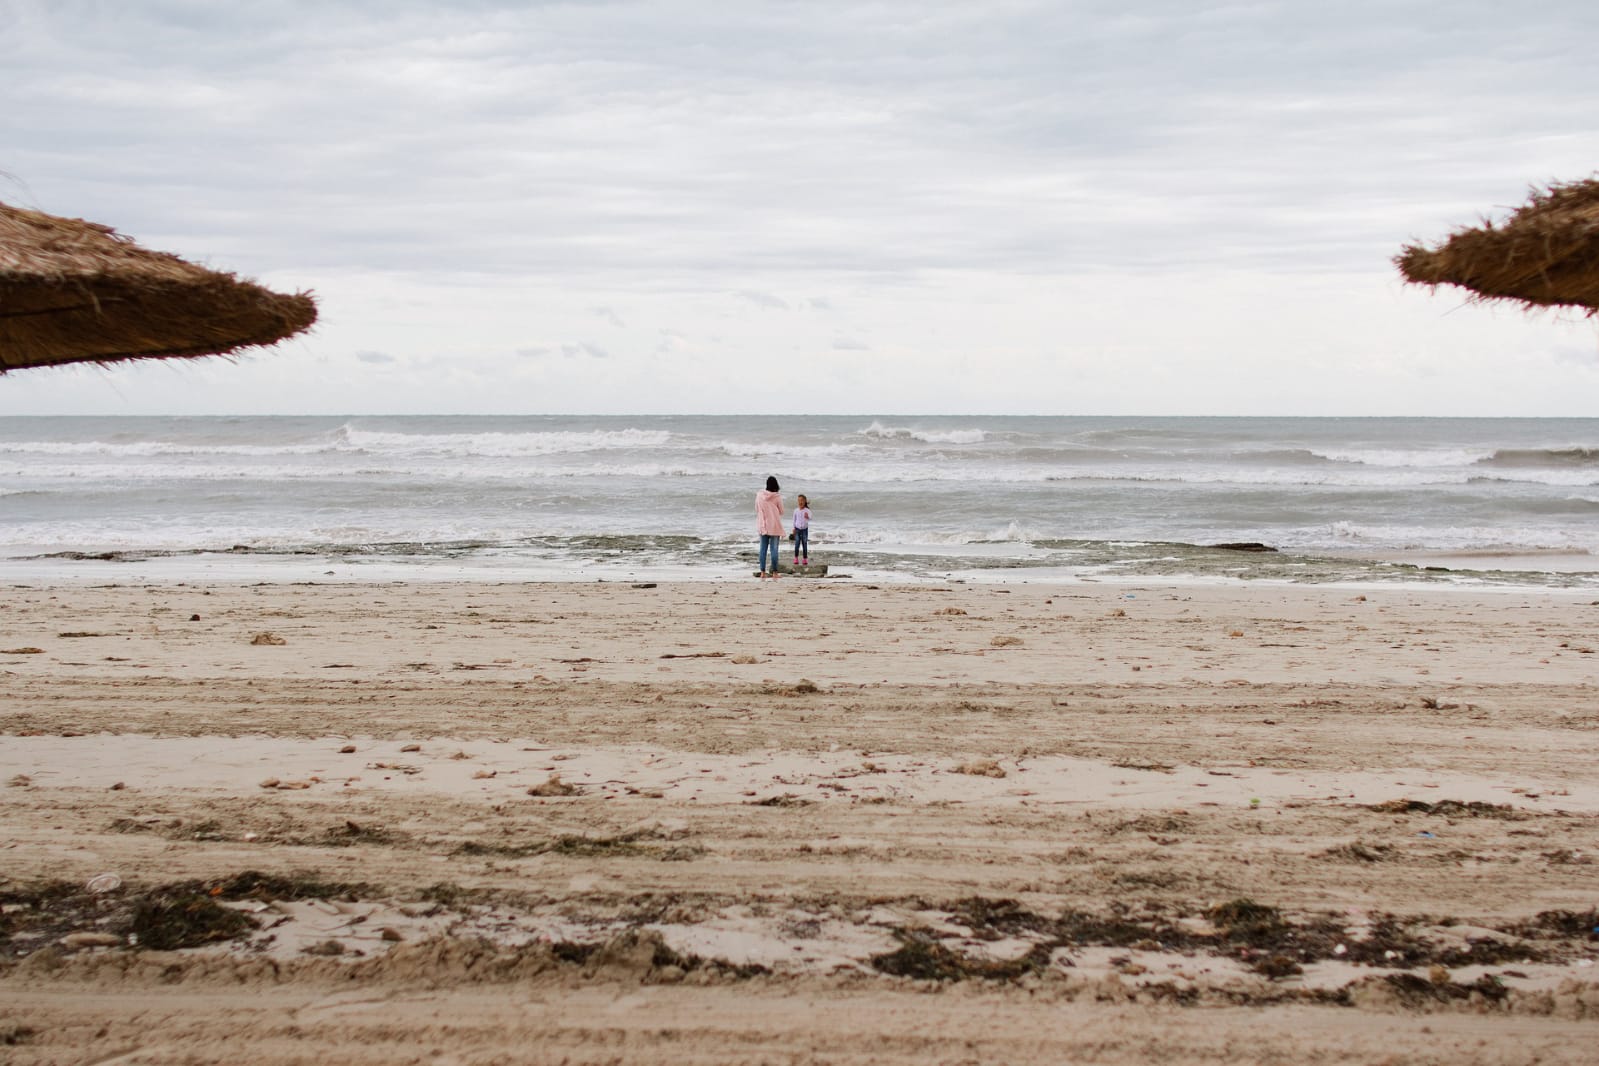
top-left (0, 202), bottom-right (316, 372)
top-left (1397, 178), bottom-right (1599, 314)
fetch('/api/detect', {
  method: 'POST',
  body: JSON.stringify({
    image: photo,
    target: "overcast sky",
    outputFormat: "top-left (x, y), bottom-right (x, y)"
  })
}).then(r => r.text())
top-left (3, 0), bottom-right (1598, 416)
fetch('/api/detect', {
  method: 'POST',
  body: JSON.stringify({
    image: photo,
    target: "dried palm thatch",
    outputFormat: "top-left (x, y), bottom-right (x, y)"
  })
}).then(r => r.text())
top-left (1397, 178), bottom-right (1599, 314)
top-left (0, 201), bottom-right (316, 372)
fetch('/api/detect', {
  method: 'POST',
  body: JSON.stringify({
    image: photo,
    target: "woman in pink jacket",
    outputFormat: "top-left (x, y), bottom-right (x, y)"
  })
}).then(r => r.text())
top-left (755, 475), bottom-right (784, 578)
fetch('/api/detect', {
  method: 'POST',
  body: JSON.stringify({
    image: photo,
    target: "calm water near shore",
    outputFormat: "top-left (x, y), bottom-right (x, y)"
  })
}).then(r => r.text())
top-left (3, 414), bottom-right (1597, 587)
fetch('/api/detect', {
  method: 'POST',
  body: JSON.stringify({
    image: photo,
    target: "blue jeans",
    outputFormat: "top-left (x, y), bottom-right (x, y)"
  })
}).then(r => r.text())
top-left (759, 534), bottom-right (782, 573)
top-left (793, 527), bottom-right (808, 560)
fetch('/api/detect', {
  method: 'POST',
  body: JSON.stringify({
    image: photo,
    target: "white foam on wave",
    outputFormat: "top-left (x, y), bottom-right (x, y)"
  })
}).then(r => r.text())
top-left (1327, 520), bottom-right (1599, 554)
top-left (1309, 447), bottom-right (1496, 468)
top-left (858, 420), bottom-right (987, 445)
top-left (830, 521), bottom-right (1045, 547)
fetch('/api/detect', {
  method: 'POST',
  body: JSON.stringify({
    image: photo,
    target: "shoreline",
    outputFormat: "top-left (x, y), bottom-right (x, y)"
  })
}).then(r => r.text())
top-left (4, 544), bottom-right (1597, 590)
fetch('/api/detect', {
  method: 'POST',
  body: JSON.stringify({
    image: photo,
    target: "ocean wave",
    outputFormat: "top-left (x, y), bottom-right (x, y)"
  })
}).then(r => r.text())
top-left (1327, 520), bottom-right (1597, 553)
top-left (1038, 468), bottom-right (1484, 488)
top-left (343, 427), bottom-right (672, 458)
top-left (708, 440), bottom-right (868, 462)
top-left (1228, 448), bottom-right (1331, 464)
top-left (9, 416), bottom-right (1598, 577)
top-left (0, 438), bottom-right (340, 458)
top-left (0, 463), bottom-right (400, 482)
top-left (8, 456), bottom-right (1593, 489)
top-left (1308, 446), bottom-right (1496, 468)
top-left (858, 420), bottom-right (987, 445)
top-left (1466, 472), bottom-right (1599, 488)
top-left (1478, 446), bottom-right (1599, 467)
top-left (821, 522), bottom-right (1048, 547)
top-left (1307, 444), bottom-right (1599, 472)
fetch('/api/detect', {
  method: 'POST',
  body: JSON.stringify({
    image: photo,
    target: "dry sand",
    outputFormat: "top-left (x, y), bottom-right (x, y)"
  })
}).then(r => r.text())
top-left (4, 577), bottom-right (1599, 1063)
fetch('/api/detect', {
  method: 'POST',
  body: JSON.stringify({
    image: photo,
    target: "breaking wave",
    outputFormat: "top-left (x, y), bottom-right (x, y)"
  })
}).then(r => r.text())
top-left (858, 421), bottom-right (987, 445)
top-left (1478, 446), bottom-right (1599, 467)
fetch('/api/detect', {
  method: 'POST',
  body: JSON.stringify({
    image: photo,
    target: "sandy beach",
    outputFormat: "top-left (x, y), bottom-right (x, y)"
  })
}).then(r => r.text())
top-left (5, 576), bottom-right (1599, 1063)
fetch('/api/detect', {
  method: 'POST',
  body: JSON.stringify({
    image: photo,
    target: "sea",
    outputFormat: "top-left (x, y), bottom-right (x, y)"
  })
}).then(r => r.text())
top-left (3, 415), bottom-right (1598, 588)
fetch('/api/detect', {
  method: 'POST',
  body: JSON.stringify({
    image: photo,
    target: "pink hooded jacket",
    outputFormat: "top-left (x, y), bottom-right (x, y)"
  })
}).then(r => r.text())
top-left (756, 489), bottom-right (784, 536)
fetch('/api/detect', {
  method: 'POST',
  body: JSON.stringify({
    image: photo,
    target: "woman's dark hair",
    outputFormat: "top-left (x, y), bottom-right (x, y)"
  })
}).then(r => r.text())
top-left (765, 476), bottom-right (779, 492)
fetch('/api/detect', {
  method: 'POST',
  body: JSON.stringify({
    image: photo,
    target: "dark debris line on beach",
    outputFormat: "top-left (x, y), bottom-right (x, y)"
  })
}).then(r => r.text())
top-left (5, 877), bottom-right (1594, 1004)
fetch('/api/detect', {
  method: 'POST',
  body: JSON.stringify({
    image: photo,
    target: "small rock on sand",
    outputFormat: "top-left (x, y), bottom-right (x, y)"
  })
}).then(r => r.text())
top-left (400, 743), bottom-right (422, 753)
top-left (528, 774), bottom-right (580, 797)
top-left (7, 774), bottom-right (32, 788)
top-left (250, 632), bottom-right (286, 646)
top-left (339, 744), bottom-right (357, 754)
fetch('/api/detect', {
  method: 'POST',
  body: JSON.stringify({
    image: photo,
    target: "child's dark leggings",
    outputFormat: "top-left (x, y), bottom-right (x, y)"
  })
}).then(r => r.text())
top-left (793, 528), bottom-right (809, 559)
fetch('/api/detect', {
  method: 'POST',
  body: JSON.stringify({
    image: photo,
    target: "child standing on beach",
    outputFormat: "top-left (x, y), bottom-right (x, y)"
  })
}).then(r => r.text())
top-left (755, 476), bottom-right (784, 578)
top-left (792, 494), bottom-right (811, 567)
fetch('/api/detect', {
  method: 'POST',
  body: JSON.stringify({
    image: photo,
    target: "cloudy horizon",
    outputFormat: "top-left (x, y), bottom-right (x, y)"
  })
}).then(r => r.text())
top-left (3, 0), bottom-right (1598, 416)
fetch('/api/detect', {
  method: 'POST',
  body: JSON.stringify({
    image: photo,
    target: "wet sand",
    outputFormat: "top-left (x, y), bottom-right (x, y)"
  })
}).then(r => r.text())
top-left (4, 578), bottom-right (1599, 1063)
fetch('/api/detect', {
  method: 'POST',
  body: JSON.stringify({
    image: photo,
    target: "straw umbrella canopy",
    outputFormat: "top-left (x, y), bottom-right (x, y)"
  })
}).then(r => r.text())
top-left (1396, 178), bottom-right (1599, 314)
top-left (0, 201), bottom-right (316, 372)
